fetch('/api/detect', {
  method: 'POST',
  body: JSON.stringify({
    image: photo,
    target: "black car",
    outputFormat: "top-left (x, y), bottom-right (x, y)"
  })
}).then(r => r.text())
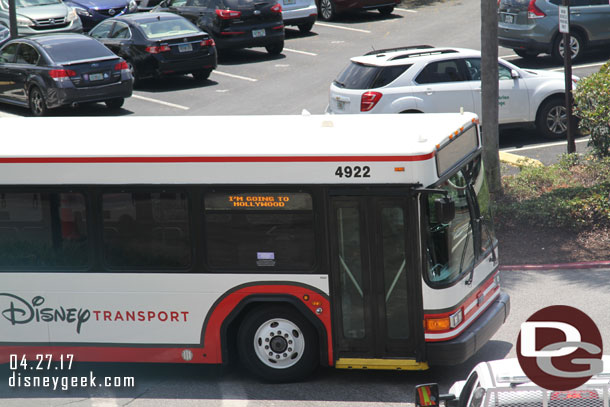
top-left (0, 34), bottom-right (132, 116)
top-left (153, 0), bottom-right (284, 55)
top-left (89, 12), bottom-right (217, 83)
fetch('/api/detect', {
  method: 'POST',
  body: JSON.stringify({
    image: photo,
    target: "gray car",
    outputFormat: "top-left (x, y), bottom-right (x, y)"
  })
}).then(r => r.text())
top-left (0, 0), bottom-right (82, 36)
top-left (498, 0), bottom-right (610, 62)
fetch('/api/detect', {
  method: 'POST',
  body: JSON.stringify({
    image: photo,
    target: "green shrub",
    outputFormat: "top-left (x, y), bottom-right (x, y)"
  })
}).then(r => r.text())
top-left (573, 62), bottom-right (610, 158)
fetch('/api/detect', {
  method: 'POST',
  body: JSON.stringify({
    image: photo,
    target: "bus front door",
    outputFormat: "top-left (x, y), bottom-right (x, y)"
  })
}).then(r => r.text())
top-left (329, 196), bottom-right (424, 365)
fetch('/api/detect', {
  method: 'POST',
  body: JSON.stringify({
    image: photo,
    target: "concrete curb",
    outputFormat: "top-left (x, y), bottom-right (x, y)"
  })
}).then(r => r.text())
top-left (499, 151), bottom-right (543, 167)
top-left (500, 260), bottom-right (610, 271)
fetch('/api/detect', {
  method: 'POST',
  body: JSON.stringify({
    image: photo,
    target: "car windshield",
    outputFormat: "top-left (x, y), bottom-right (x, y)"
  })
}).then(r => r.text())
top-left (334, 62), bottom-right (411, 89)
top-left (139, 18), bottom-right (200, 39)
top-left (41, 38), bottom-right (115, 64)
top-left (1, 0), bottom-right (61, 8)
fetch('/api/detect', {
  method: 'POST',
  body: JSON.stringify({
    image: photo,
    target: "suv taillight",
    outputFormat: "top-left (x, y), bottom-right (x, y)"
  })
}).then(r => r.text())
top-left (271, 3), bottom-right (282, 13)
top-left (361, 91), bottom-right (382, 112)
top-left (216, 9), bottom-right (241, 19)
top-left (527, 0), bottom-right (545, 18)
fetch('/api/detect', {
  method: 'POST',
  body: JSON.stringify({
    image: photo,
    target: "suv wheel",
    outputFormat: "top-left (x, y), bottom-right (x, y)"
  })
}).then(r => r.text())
top-left (319, 0), bottom-right (335, 20)
top-left (298, 22), bottom-right (314, 33)
top-left (513, 49), bottom-right (539, 59)
top-left (265, 41), bottom-right (284, 55)
top-left (552, 32), bottom-right (584, 63)
top-left (536, 97), bottom-right (567, 139)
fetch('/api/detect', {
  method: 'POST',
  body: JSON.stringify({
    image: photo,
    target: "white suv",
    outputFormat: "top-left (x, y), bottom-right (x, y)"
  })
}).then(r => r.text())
top-left (328, 46), bottom-right (578, 139)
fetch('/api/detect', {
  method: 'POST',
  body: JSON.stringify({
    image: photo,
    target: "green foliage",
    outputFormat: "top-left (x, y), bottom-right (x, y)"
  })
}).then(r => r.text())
top-left (496, 154), bottom-right (610, 230)
top-left (573, 62), bottom-right (610, 158)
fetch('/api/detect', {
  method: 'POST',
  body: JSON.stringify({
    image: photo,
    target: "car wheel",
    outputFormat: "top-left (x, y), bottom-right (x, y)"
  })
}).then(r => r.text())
top-left (298, 22), bottom-right (314, 33)
top-left (536, 97), bottom-right (567, 139)
top-left (265, 41), bottom-right (284, 55)
top-left (319, 0), bottom-right (335, 20)
top-left (105, 98), bottom-right (125, 110)
top-left (192, 69), bottom-right (212, 82)
top-left (513, 49), bottom-right (539, 59)
top-left (552, 32), bottom-right (584, 63)
top-left (29, 86), bottom-right (47, 117)
top-left (378, 5), bottom-right (394, 15)
top-left (237, 306), bottom-right (319, 383)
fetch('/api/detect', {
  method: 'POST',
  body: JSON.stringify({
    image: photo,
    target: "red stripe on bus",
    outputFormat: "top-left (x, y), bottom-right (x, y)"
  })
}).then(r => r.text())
top-left (0, 154), bottom-right (435, 164)
top-left (202, 285), bottom-right (333, 366)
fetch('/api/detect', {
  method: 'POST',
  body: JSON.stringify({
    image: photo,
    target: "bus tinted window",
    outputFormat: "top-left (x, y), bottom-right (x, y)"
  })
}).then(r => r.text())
top-left (204, 192), bottom-right (316, 270)
top-left (102, 192), bottom-right (191, 269)
top-left (0, 192), bottom-right (88, 268)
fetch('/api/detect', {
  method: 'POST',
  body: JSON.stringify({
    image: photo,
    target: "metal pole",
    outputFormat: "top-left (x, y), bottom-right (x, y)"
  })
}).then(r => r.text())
top-left (562, 0), bottom-right (575, 153)
top-left (8, 0), bottom-right (18, 38)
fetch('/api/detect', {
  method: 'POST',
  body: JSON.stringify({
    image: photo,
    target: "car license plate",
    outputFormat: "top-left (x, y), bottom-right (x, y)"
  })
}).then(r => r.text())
top-left (503, 13), bottom-right (515, 24)
top-left (89, 73), bottom-right (104, 81)
top-left (283, 0), bottom-right (296, 4)
top-left (179, 43), bottom-right (193, 52)
top-left (252, 29), bottom-right (266, 38)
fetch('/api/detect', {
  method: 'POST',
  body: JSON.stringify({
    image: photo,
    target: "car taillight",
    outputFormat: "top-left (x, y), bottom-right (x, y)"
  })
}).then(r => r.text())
top-left (215, 9), bottom-right (241, 19)
top-left (527, 0), bottom-right (545, 18)
top-left (49, 69), bottom-right (76, 80)
top-left (271, 3), bottom-right (282, 13)
top-left (360, 91), bottom-right (382, 112)
top-left (145, 45), bottom-right (171, 54)
top-left (201, 38), bottom-right (215, 47)
top-left (114, 61), bottom-right (129, 71)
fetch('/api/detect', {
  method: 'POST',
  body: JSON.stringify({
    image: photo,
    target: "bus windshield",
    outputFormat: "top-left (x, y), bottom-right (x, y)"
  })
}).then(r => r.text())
top-left (426, 156), bottom-right (495, 286)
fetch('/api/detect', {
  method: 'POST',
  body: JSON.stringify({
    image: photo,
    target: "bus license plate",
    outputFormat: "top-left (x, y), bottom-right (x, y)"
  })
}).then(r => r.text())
top-left (89, 73), bottom-right (104, 81)
top-left (252, 29), bottom-right (266, 38)
top-left (336, 100), bottom-right (345, 110)
top-left (179, 43), bottom-right (193, 52)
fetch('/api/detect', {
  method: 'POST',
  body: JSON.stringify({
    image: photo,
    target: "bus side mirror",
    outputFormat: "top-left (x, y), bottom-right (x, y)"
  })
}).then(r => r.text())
top-left (434, 196), bottom-right (455, 224)
top-left (415, 384), bottom-right (440, 407)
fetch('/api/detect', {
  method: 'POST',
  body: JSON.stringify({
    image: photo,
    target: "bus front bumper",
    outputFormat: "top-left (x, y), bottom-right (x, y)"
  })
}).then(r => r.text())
top-left (425, 291), bottom-right (510, 366)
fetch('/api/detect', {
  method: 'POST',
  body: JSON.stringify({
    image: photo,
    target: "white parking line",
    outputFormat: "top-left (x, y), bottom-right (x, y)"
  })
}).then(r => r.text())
top-left (549, 62), bottom-right (606, 72)
top-left (0, 111), bottom-right (19, 117)
top-left (212, 70), bottom-right (258, 82)
top-left (315, 22), bottom-right (371, 33)
top-left (283, 47), bottom-right (318, 56)
top-left (502, 137), bottom-right (590, 153)
top-left (131, 94), bottom-right (190, 110)
top-left (395, 7), bottom-right (417, 12)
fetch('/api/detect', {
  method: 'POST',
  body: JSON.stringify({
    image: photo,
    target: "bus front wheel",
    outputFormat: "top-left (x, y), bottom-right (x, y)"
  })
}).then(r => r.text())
top-left (237, 306), bottom-right (318, 382)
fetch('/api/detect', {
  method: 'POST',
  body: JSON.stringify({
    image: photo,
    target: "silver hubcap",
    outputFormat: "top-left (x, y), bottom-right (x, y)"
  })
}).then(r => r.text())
top-left (253, 318), bottom-right (305, 369)
top-left (558, 36), bottom-right (580, 59)
top-left (546, 105), bottom-right (567, 134)
top-left (321, 0), bottom-right (332, 19)
top-left (31, 91), bottom-right (43, 115)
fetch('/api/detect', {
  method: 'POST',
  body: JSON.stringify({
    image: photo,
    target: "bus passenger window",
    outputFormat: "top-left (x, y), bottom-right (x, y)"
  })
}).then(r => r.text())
top-left (204, 192), bottom-right (316, 271)
top-left (102, 192), bottom-right (191, 269)
top-left (0, 192), bottom-right (88, 268)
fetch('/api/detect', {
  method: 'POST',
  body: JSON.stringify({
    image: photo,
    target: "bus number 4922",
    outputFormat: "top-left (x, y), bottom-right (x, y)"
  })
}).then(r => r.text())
top-left (335, 166), bottom-right (370, 178)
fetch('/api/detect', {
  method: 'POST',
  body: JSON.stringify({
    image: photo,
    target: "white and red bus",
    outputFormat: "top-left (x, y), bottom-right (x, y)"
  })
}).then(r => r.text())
top-left (0, 113), bottom-right (509, 382)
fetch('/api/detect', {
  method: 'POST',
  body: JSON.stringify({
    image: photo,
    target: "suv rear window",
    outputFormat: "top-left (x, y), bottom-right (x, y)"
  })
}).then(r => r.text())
top-left (334, 62), bottom-right (411, 89)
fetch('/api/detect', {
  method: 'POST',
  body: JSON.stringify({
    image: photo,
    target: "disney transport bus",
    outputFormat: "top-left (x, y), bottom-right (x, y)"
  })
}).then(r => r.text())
top-left (0, 113), bottom-right (509, 382)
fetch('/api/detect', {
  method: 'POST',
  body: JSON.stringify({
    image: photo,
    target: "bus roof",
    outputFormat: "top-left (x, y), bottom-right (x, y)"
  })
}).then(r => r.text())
top-left (0, 113), bottom-right (479, 186)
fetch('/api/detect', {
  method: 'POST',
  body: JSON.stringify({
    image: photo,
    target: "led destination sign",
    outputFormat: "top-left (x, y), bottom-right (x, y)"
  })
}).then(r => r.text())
top-left (205, 192), bottom-right (312, 211)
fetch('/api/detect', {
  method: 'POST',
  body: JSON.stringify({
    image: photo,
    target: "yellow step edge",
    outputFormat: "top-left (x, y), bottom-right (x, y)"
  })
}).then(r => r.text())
top-left (335, 358), bottom-right (429, 371)
top-left (499, 151), bottom-right (544, 167)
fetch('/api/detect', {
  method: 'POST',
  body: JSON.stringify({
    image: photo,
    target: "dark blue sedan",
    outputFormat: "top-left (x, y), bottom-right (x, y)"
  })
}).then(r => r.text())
top-left (0, 34), bottom-right (132, 116)
top-left (64, 0), bottom-right (138, 31)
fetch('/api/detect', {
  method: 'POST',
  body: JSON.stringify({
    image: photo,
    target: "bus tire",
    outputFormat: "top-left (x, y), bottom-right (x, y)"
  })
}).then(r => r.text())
top-left (237, 306), bottom-right (318, 382)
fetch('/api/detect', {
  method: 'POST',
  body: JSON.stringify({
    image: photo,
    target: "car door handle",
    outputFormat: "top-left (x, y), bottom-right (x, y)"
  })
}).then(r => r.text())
top-left (426, 87), bottom-right (433, 95)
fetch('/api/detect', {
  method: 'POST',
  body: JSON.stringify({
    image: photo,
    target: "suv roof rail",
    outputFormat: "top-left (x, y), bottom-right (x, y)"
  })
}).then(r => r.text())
top-left (389, 49), bottom-right (459, 60)
top-left (364, 45), bottom-right (434, 56)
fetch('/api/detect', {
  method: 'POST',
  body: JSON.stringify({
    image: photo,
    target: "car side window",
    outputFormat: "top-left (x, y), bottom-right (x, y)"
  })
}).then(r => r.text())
top-left (464, 58), bottom-right (481, 81)
top-left (415, 59), bottom-right (468, 84)
top-left (15, 44), bottom-right (40, 65)
top-left (90, 21), bottom-right (115, 39)
top-left (0, 43), bottom-right (18, 64)
top-left (498, 63), bottom-right (513, 80)
top-left (110, 22), bottom-right (131, 39)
